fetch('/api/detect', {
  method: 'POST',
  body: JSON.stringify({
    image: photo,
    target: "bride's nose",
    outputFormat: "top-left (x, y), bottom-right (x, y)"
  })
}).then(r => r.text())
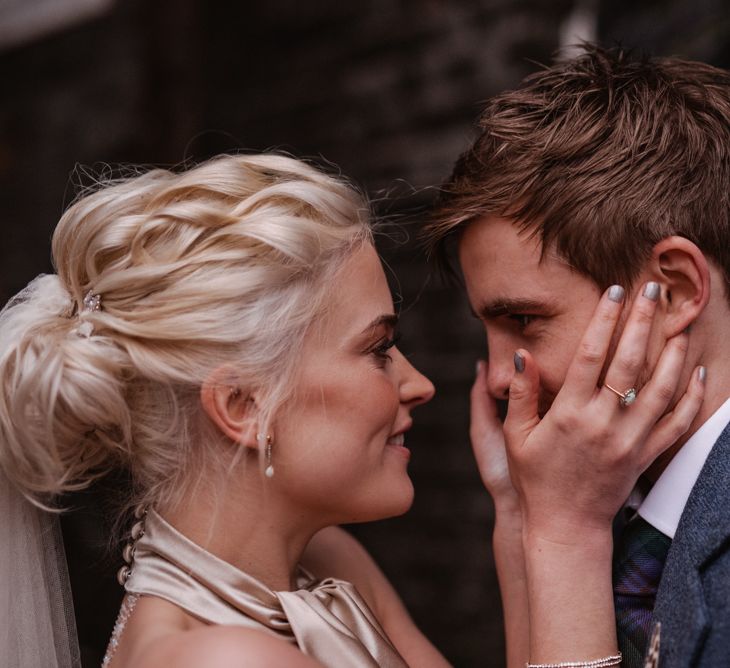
top-left (397, 352), bottom-right (435, 406)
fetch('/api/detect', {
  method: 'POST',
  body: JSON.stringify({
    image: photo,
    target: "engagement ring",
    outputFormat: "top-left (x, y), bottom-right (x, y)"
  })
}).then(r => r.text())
top-left (604, 384), bottom-right (638, 407)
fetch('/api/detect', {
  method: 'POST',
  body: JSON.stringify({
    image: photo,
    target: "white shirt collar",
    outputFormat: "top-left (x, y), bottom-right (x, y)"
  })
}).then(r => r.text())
top-left (638, 396), bottom-right (730, 538)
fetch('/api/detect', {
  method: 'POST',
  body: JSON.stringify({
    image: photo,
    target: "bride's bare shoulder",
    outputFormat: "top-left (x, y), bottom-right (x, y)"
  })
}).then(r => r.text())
top-left (133, 626), bottom-right (323, 668)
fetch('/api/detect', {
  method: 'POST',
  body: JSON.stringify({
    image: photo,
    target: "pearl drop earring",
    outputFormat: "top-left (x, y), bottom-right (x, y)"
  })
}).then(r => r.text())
top-left (257, 433), bottom-right (274, 478)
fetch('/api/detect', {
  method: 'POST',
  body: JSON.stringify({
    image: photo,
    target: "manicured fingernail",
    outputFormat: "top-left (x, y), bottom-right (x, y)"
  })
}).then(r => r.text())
top-left (513, 352), bottom-right (525, 373)
top-left (476, 360), bottom-right (484, 376)
top-left (643, 281), bottom-right (660, 301)
top-left (699, 366), bottom-right (707, 383)
top-left (608, 285), bottom-right (625, 303)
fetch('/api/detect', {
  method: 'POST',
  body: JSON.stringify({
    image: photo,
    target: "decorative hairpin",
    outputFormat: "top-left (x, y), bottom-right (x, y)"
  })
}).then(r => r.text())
top-left (82, 290), bottom-right (102, 313)
top-left (73, 289), bottom-right (103, 338)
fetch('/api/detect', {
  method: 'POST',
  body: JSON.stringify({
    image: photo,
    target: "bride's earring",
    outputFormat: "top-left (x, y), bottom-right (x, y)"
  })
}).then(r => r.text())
top-left (257, 433), bottom-right (274, 478)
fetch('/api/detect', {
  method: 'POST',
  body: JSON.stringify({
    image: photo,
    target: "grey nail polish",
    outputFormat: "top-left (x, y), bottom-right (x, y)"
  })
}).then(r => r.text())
top-left (608, 285), bottom-right (625, 303)
top-left (513, 352), bottom-right (525, 373)
top-left (643, 281), bottom-right (660, 301)
top-left (699, 366), bottom-right (707, 383)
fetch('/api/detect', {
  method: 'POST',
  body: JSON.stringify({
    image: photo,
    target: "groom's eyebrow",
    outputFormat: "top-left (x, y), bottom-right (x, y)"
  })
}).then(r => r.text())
top-left (472, 298), bottom-right (555, 320)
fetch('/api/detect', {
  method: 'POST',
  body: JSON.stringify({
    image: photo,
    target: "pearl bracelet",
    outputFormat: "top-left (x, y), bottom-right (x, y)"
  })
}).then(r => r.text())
top-left (526, 652), bottom-right (622, 668)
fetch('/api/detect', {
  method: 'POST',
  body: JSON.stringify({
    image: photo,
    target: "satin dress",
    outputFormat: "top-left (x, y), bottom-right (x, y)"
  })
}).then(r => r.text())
top-left (113, 510), bottom-right (407, 667)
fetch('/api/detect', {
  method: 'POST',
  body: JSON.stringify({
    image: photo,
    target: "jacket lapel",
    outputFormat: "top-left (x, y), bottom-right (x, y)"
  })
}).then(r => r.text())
top-left (652, 419), bottom-right (730, 665)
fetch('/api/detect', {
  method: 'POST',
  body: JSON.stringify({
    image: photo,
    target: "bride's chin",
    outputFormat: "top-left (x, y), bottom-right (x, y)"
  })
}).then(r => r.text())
top-left (345, 483), bottom-right (415, 524)
top-left (377, 481), bottom-right (415, 520)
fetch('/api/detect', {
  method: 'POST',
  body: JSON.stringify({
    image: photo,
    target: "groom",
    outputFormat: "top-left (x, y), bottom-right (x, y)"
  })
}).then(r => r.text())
top-left (425, 46), bottom-right (730, 667)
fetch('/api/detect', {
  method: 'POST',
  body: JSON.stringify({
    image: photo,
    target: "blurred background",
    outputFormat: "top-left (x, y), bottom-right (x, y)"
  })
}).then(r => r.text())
top-left (1, 1), bottom-right (728, 665)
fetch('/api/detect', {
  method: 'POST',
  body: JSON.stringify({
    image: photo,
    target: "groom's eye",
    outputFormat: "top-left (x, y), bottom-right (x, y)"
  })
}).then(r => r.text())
top-left (507, 313), bottom-right (535, 329)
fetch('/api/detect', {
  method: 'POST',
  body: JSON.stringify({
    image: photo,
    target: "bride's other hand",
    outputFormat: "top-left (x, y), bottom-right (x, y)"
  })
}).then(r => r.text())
top-left (472, 361), bottom-right (530, 668)
top-left (471, 360), bottom-right (517, 510)
top-left (504, 283), bottom-right (705, 542)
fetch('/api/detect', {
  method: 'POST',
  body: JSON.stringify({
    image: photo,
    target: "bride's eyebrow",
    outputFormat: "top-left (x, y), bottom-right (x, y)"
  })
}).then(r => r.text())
top-left (359, 313), bottom-right (399, 334)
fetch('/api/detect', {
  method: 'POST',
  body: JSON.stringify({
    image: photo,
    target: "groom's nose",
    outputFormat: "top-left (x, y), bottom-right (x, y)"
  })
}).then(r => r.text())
top-left (485, 335), bottom-right (513, 401)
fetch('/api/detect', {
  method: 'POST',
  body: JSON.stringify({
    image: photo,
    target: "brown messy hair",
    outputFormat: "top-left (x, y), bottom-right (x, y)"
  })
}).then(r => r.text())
top-left (425, 45), bottom-right (730, 304)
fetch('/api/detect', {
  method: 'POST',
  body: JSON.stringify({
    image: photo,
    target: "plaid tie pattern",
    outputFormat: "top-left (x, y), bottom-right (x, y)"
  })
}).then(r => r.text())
top-left (613, 515), bottom-right (671, 667)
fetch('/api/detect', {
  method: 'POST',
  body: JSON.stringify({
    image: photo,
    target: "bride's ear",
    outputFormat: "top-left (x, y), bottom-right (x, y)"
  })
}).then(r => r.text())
top-left (200, 367), bottom-right (260, 449)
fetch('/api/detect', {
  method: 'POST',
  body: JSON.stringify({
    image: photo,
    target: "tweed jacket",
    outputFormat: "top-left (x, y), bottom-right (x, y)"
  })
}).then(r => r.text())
top-left (651, 419), bottom-right (730, 666)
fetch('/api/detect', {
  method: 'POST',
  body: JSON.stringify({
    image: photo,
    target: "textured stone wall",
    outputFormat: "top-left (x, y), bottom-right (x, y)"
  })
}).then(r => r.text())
top-left (1, 1), bottom-right (728, 665)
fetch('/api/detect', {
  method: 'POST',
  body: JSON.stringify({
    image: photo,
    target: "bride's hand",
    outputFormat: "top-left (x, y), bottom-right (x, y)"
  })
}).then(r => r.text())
top-left (473, 363), bottom-right (529, 668)
top-left (471, 360), bottom-right (518, 510)
top-left (504, 283), bottom-right (705, 542)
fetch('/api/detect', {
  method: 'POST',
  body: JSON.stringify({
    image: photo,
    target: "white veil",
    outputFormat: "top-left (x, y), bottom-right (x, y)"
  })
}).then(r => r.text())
top-left (0, 471), bottom-right (81, 668)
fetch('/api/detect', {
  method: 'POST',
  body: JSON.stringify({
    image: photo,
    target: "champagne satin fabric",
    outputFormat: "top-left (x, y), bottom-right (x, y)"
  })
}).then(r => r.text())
top-left (125, 511), bottom-right (407, 667)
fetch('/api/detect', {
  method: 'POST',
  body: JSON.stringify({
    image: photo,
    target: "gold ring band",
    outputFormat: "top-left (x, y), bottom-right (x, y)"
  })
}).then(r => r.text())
top-left (604, 384), bottom-right (638, 407)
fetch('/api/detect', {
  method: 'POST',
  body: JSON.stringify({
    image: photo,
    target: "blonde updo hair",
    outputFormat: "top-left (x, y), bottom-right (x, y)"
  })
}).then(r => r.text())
top-left (0, 154), bottom-right (373, 510)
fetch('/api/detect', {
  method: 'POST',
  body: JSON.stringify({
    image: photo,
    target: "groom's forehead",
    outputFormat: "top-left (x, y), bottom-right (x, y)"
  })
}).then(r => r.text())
top-left (458, 215), bottom-right (602, 320)
top-left (459, 216), bottom-right (540, 272)
top-left (459, 216), bottom-right (576, 284)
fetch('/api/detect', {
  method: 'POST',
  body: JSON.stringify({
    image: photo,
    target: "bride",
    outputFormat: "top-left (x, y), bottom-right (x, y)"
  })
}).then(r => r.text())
top-left (0, 153), bottom-right (702, 667)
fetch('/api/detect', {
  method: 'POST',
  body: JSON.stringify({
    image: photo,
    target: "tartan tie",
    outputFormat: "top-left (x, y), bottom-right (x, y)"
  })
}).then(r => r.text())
top-left (613, 515), bottom-right (671, 667)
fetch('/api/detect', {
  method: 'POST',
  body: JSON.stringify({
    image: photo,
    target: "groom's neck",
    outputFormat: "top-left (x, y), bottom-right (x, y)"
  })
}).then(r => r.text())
top-left (644, 347), bottom-right (730, 482)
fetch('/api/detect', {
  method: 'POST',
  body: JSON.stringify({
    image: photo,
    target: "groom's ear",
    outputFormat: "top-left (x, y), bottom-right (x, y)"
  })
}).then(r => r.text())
top-left (200, 366), bottom-right (260, 449)
top-left (647, 236), bottom-right (710, 338)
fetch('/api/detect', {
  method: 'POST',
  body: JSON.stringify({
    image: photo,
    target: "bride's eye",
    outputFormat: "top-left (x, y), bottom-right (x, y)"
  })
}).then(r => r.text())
top-left (370, 333), bottom-right (401, 365)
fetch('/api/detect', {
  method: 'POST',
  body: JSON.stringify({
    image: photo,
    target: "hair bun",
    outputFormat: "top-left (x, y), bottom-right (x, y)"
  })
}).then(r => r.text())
top-left (0, 274), bottom-right (132, 506)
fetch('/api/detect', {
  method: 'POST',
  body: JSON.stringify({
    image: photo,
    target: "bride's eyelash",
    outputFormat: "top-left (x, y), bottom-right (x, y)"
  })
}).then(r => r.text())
top-left (370, 332), bottom-right (401, 363)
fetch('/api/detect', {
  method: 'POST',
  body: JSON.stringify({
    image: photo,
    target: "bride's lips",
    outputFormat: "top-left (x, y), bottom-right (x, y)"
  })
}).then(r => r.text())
top-left (386, 422), bottom-right (412, 459)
